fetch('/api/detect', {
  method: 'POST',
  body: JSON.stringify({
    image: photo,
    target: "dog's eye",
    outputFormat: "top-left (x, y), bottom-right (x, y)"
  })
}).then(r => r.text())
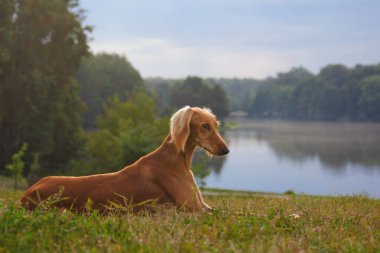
top-left (202, 123), bottom-right (211, 130)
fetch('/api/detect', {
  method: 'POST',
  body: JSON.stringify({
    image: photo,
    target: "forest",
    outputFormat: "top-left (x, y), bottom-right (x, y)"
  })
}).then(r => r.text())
top-left (148, 64), bottom-right (380, 122)
top-left (248, 65), bottom-right (380, 121)
top-left (0, 0), bottom-right (380, 181)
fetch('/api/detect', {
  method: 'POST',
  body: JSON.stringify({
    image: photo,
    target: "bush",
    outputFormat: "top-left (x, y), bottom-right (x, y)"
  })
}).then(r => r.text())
top-left (6, 143), bottom-right (28, 189)
top-left (73, 90), bottom-right (168, 174)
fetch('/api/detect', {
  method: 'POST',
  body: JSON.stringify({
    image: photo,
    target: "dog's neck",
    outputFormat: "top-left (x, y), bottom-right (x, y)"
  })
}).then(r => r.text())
top-left (183, 138), bottom-right (197, 170)
top-left (163, 133), bottom-right (196, 171)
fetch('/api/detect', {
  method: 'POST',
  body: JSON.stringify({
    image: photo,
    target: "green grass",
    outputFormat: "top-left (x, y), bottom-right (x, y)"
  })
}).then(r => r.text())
top-left (0, 189), bottom-right (379, 253)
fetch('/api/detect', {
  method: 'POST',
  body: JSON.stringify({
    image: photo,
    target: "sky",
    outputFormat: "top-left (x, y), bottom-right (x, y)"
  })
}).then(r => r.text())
top-left (81, 0), bottom-right (380, 79)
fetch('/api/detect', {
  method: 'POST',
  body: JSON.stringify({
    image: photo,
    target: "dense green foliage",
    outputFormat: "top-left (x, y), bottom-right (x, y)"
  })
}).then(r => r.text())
top-left (5, 143), bottom-right (27, 189)
top-left (171, 77), bottom-right (229, 119)
top-left (76, 53), bottom-right (143, 129)
top-left (0, 0), bottom-right (90, 175)
top-left (71, 90), bottom-right (168, 174)
top-left (0, 190), bottom-right (379, 252)
top-left (0, 2), bottom-right (154, 179)
top-left (249, 64), bottom-right (380, 121)
top-left (206, 78), bottom-right (263, 112)
top-left (149, 64), bottom-right (380, 122)
top-left (357, 75), bottom-right (380, 121)
top-left (145, 76), bottom-right (230, 119)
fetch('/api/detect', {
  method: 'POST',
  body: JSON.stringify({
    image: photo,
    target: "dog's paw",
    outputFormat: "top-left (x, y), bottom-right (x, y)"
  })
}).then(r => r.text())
top-left (204, 206), bottom-right (214, 213)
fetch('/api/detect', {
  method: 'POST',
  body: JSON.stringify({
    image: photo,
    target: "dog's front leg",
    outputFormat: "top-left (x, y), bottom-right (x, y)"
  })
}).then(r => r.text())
top-left (189, 170), bottom-right (213, 211)
top-left (161, 176), bottom-right (205, 212)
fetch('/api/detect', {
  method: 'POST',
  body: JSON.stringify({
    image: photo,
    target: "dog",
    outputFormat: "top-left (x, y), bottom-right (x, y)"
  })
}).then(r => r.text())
top-left (21, 106), bottom-right (229, 212)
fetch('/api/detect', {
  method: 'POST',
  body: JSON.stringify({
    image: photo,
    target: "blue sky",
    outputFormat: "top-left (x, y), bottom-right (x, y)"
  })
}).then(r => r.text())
top-left (81, 0), bottom-right (380, 78)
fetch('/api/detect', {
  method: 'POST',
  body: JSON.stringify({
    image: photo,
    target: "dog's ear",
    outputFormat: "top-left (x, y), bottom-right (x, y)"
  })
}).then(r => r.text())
top-left (170, 106), bottom-right (194, 153)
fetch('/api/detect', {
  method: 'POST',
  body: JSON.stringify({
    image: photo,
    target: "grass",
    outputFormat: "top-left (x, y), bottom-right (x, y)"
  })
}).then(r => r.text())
top-left (0, 189), bottom-right (379, 253)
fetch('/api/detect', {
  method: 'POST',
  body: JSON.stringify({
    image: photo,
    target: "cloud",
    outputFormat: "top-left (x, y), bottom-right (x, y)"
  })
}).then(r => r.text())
top-left (91, 38), bottom-right (194, 77)
top-left (91, 38), bottom-right (301, 78)
top-left (83, 0), bottom-right (380, 78)
top-left (90, 36), bottom-right (380, 79)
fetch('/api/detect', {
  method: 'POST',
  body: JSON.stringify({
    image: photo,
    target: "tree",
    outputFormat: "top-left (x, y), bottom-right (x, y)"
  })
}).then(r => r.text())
top-left (75, 90), bottom-right (168, 174)
top-left (170, 77), bottom-right (230, 119)
top-left (76, 53), bottom-right (143, 129)
top-left (276, 67), bottom-right (313, 86)
top-left (208, 77), bottom-right (263, 112)
top-left (319, 64), bottom-right (349, 87)
top-left (208, 84), bottom-right (230, 119)
top-left (358, 75), bottom-right (380, 121)
top-left (0, 0), bottom-right (90, 174)
top-left (249, 85), bottom-right (275, 118)
top-left (248, 63), bottom-right (380, 122)
top-left (6, 143), bottom-right (28, 189)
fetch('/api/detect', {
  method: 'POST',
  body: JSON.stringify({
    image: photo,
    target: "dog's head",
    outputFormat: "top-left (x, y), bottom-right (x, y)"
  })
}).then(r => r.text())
top-left (170, 106), bottom-right (229, 156)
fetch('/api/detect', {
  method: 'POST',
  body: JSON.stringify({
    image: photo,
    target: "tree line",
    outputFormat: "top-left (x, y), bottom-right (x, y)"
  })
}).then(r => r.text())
top-left (152, 64), bottom-right (380, 122)
top-left (249, 65), bottom-right (380, 121)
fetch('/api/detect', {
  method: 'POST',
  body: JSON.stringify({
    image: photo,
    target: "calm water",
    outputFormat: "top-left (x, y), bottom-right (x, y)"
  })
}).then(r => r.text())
top-left (203, 120), bottom-right (380, 198)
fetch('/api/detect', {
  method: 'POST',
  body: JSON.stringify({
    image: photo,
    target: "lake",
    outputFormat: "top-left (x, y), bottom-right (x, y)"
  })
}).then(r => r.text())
top-left (201, 120), bottom-right (380, 198)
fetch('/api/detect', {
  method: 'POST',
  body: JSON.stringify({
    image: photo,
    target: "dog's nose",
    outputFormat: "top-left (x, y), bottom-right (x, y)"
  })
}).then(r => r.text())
top-left (221, 147), bottom-right (230, 155)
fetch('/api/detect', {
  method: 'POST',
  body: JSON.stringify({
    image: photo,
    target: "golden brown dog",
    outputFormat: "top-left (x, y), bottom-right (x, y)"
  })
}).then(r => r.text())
top-left (21, 106), bottom-right (229, 212)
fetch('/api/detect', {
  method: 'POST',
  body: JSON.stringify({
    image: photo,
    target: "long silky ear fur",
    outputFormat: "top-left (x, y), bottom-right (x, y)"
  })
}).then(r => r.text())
top-left (170, 106), bottom-right (193, 153)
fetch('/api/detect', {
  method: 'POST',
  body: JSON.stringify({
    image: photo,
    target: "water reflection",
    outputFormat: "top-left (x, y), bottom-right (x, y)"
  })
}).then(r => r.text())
top-left (203, 120), bottom-right (380, 197)
top-left (233, 121), bottom-right (380, 173)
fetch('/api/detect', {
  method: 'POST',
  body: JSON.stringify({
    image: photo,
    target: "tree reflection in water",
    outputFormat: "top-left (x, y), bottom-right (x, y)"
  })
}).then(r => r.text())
top-left (232, 120), bottom-right (380, 173)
